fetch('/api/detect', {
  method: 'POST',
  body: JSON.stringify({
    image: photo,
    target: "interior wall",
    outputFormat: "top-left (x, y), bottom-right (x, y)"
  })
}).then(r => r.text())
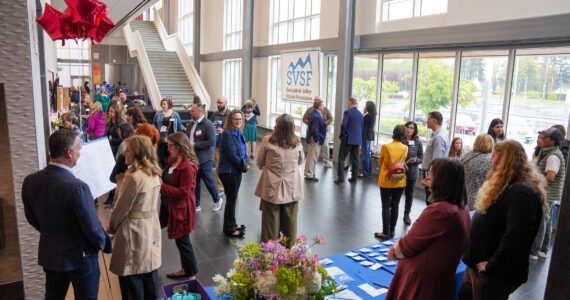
top-left (320, 0), bottom-right (340, 39)
top-left (355, 0), bottom-right (570, 35)
top-left (0, 0), bottom-right (48, 298)
top-left (201, 0), bottom-right (224, 54)
top-left (251, 57), bottom-right (269, 126)
top-left (253, 0), bottom-right (269, 47)
top-left (200, 60), bottom-right (223, 108)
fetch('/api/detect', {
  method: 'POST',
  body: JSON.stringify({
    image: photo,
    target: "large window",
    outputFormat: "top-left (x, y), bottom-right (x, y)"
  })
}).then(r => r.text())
top-left (381, 0), bottom-right (448, 21)
top-left (508, 47), bottom-right (570, 158)
top-left (378, 53), bottom-right (414, 145)
top-left (270, 0), bottom-right (320, 44)
top-left (223, 59), bottom-right (242, 108)
top-left (178, 0), bottom-right (194, 56)
top-left (414, 52), bottom-right (455, 147)
top-left (455, 50), bottom-right (507, 149)
top-left (56, 40), bottom-right (90, 87)
top-left (224, 0), bottom-right (243, 51)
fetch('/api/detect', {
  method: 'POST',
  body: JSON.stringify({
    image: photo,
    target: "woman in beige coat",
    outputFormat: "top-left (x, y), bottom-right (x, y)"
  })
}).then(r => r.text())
top-left (108, 135), bottom-right (162, 300)
top-left (255, 114), bottom-right (304, 247)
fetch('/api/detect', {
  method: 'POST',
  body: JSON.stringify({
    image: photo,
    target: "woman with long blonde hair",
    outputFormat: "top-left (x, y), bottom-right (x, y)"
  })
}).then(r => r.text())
top-left (109, 135), bottom-right (162, 299)
top-left (460, 140), bottom-right (546, 300)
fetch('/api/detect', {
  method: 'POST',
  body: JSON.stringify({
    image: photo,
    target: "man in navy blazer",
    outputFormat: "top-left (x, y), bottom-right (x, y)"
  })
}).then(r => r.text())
top-left (188, 103), bottom-right (223, 212)
top-left (304, 99), bottom-right (327, 181)
top-left (335, 97), bottom-right (364, 184)
top-left (22, 129), bottom-right (112, 300)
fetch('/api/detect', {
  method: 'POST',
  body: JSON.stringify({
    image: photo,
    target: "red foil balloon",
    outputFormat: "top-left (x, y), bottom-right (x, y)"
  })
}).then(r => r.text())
top-left (36, 0), bottom-right (115, 44)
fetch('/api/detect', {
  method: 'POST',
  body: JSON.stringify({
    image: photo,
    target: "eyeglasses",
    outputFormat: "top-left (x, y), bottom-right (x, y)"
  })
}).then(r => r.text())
top-left (217, 102), bottom-right (224, 104)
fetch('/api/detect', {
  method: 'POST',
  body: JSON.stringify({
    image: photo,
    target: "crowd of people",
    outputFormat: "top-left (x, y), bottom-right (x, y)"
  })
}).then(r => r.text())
top-left (21, 91), bottom-right (568, 300)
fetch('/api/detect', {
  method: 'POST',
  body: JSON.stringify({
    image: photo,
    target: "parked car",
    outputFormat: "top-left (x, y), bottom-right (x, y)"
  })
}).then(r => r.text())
top-left (448, 114), bottom-right (477, 135)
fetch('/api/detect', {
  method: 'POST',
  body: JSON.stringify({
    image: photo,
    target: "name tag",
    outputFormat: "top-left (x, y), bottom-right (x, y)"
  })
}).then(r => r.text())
top-left (86, 108), bottom-right (91, 112)
top-left (170, 118), bottom-right (175, 122)
top-left (408, 140), bottom-right (415, 146)
top-left (160, 126), bottom-right (167, 133)
top-left (196, 130), bottom-right (203, 137)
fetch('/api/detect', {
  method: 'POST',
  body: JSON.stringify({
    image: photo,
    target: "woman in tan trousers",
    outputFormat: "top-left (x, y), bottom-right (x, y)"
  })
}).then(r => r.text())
top-left (109, 135), bottom-right (162, 300)
top-left (255, 114), bottom-right (304, 247)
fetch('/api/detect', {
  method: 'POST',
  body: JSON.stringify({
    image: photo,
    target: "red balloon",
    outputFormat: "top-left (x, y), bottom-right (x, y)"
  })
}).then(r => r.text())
top-left (65, 0), bottom-right (106, 26)
top-left (36, 4), bottom-right (65, 40)
top-left (37, 0), bottom-right (114, 44)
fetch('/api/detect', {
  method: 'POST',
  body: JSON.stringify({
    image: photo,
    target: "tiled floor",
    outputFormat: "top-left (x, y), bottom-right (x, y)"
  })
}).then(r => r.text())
top-left (95, 158), bottom-right (552, 299)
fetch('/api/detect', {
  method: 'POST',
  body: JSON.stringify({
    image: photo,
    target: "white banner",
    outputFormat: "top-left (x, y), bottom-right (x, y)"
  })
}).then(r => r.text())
top-left (281, 49), bottom-right (320, 105)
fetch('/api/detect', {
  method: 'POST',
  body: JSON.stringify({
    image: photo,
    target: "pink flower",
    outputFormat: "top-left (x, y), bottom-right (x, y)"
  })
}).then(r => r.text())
top-left (313, 235), bottom-right (325, 245)
top-left (297, 234), bottom-right (308, 244)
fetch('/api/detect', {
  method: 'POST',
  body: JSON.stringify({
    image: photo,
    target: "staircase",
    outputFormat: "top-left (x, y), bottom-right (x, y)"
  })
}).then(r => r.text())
top-left (128, 20), bottom-right (195, 110)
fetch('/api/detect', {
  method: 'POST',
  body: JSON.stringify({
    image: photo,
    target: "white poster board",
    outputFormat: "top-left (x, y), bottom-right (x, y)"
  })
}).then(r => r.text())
top-left (281, 48), bottom-right (320, 105)
top-left (73, 138), bottom-right (116, 198)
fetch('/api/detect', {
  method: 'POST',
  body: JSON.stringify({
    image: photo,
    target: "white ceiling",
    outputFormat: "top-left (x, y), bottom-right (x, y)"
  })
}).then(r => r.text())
top-left (50, 0), bottom-right (160, 34)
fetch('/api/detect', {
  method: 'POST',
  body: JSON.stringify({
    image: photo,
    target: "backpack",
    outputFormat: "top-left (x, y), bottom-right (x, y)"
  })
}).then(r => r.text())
top-left (385, 146), bottom-right (407, 182)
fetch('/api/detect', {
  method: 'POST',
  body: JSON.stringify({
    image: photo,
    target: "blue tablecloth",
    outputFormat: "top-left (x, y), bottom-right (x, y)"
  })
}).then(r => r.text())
top-left (203, 240), bottom-right (466, 300)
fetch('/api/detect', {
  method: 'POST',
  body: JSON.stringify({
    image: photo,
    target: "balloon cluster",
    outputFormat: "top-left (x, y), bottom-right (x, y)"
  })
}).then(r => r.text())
top-left (36, 0), bottom-right (115, 45)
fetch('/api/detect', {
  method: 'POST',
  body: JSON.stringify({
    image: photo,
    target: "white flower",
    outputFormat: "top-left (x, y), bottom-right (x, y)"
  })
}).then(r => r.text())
top-left (253, 273), bottom-right (277, 298)
top-left (302, 271), bottom-right (322, 294)
top-left (226, 268), bottom-right (236, 278)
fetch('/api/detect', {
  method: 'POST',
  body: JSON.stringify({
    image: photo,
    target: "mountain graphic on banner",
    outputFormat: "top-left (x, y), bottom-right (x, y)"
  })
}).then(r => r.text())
top-left (288, 55), bottom-right (312, 72)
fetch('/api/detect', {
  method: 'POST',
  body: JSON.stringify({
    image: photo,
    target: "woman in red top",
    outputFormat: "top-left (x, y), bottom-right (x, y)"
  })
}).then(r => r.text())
top-left (160, 132), bottom-right (200, 280)
top-left (386, 158), bottom-right (471, 300)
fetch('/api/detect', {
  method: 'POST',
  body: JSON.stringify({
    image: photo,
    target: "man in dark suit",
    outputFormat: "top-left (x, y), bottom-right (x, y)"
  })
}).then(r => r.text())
top-left (21, 129), bottom-right (112, 300)
top-left (188, 103), bottom-right (223, 212)
top-left (335, 97), bottom-right (364, 184)
top-left (304, 99), bottom-right (327, 181)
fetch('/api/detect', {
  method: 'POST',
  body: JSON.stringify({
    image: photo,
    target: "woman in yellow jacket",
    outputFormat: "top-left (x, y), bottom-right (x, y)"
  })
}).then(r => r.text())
top-left (375, 125), bottom-right (408, 240)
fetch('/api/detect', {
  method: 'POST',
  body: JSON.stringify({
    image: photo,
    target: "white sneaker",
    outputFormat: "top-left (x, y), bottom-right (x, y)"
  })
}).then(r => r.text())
top-left (213, 198), bottom-right (223, 211)
top-left (529, 254), bottom-right (538, 260)
top-left (196, 206), bottom-right (201, 212)
top-left (538, 251), bottom-right (547, 258)
top-left (324, 162), bottom-right (332, 168)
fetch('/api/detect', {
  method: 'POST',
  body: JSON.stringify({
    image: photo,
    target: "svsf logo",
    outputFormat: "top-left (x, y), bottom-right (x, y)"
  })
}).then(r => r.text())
top-left (286, 54), bottom-right (313, 87)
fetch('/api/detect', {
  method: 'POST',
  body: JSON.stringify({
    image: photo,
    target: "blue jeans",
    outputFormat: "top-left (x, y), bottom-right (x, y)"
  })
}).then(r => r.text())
top-left (44, 253), bottom-right (100, 300)
top-left (361, 140), bottom-right (372, 176)
top-left (195, 160), bottom-right (220, 207)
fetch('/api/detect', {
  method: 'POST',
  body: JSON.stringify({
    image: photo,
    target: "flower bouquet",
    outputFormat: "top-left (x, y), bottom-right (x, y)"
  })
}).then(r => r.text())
top-left (50, 114), bottom-right (63, 132)
top-left (134, 99), bottom-right (147, 109)
top-left (213, 234), bottom-right (336, 300)
top-left (182, 103), bottom-right (192, 111)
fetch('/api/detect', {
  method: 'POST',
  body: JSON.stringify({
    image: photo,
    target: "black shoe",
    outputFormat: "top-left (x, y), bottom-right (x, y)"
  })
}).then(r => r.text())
top-left (236, 225), bottom-right (246, 232)
top-left (374, 232), bottom-right (391, 240)
top-left (305, 176), bottom-right (319, 181)
top-left (403, 214), bottom-right (411, 225)
top-left (348, 177), bottom-right (357, 183)
top-left (334, 179), bottom-right (344, 184)
top-left (225, 230), bottom-right (245, 238)
top-left (166, 272), bottom-right (188, 279)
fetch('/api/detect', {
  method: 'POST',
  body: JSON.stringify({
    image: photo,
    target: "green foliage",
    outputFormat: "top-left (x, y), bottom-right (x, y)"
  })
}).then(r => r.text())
top-left (379, 119), bottom-right (427, 137)
top-left (240, 242), bottom-right (263, 258)
top-left (227, 269), bottom-right (255, 299)
top-left (352, 77), bottom-right (377, 103)
top-left (275, 268), bottom-right (302, 298)
top-left (415, 60), bottom-right (477, 116)
top-left (309, 267), bottom-right (337, 300)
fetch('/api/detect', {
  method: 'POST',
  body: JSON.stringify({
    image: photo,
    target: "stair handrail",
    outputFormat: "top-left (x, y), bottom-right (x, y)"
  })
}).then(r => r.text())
top-left (123, 23), bottom-right (162, 111)
top-left (152, 6), bottom-right (211, 111)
